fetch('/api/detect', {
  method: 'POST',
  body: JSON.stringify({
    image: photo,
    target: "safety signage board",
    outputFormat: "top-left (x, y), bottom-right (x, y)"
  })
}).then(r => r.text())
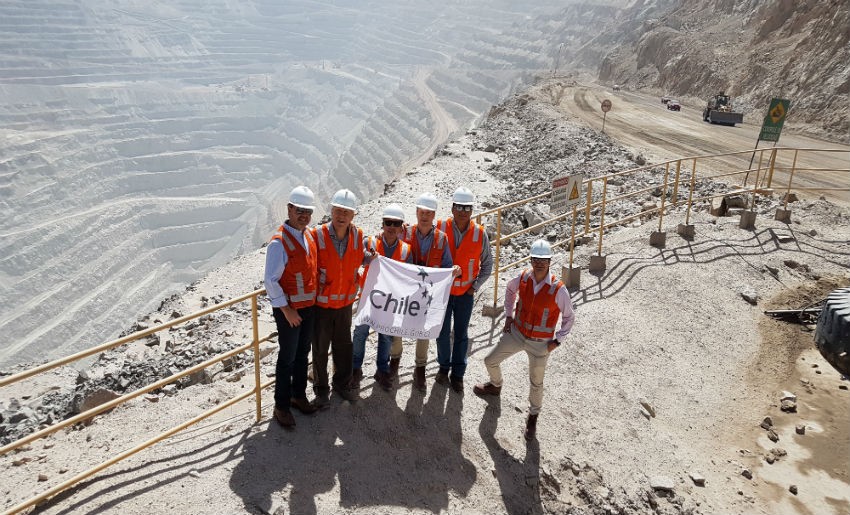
top-left (601, 99), bottom-right (612, 112)
top-left (758, 98), bottom-right (791, 142)
top-left (550, 174), bottom-right (583, 214)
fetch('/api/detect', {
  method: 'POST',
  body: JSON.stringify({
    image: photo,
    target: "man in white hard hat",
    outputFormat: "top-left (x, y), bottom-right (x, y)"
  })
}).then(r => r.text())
top-left (264, 185), bottom-right (321, 429)
top-left (435, 186), bottom-right (493, 393)
top-left (309, 189), bottom-right (370, 405)
top-left (351, 203), bottom-right (414, 391)
top-left (393, 192), bottom-right (460, 392)
top-left (473, 239), bottom-right (575, 441)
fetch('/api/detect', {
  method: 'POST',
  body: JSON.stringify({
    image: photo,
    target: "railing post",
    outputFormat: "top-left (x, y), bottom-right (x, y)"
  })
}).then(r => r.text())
top-left (492, 209), bottom-right (502, 309)
top-left (672, 160), bottom-right (682, 206)
top-left (685, 158), bottom-right (697, 225)
top-left (597, 176), bottom-right (608, 256)
top-left (569, 205), bottom-right (577, 267)
top-left (766, 148), bottom-right (778, 188)
top-left (657, 162), bottom-right (670, 232)
top-left (783, 150), bottom-right (800, 210)
top-left (252, 294), bottom-right (262, 423)
top-left (583, 179), bottom-right (593, 235)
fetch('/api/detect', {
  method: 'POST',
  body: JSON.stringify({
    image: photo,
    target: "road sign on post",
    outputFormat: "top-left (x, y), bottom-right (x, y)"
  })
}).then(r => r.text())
top-left (758, 98), bottom-right (791, 142)
top-left (551, 174), bottom-right (583, 214)
top-left (600, 99), bottom-right (612, 133)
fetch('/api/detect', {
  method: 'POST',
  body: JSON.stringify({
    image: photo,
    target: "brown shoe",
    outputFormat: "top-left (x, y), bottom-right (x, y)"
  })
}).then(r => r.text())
top-left (290, 397), bottom-right (318, 415)
top-left (273, 407), bottom-right (295, 429)
top-left (435, 371), bottom-right (450, 386)
top-left (389, 357), bottom-right (401, 381)
top-left (413, 366), bottom-right (426, 392)
top-left (524, 414), bottom-right (538, 441)
top-left (450, 378), bottom-right (464, 393)
top-left (473, 382), bottom-right (502, 397)
top-left (373, 370), bottom-right (392, 391)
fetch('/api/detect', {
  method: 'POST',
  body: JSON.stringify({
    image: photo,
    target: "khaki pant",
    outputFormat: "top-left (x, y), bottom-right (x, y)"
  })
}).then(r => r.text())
top-left (391, 336), bottom-right (430, 368)
top-left (483, 329), bottom-right (550, 415)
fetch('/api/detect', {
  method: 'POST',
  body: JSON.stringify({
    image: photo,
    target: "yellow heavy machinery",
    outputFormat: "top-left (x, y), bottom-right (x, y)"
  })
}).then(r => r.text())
top-left (702, 92), bottom-right (744, 126)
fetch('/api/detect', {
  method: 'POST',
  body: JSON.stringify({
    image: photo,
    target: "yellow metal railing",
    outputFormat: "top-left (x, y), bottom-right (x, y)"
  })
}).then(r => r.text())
top-left (1, 288), bottom-right (274, 514)
top-left (476, 147), bottom-right (849, 308)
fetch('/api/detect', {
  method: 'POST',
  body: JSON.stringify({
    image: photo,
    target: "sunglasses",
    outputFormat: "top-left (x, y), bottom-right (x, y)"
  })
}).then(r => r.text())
top-left (453, 204), bottom-right (473, 212)
top-left (530, 257), bottom-right (550, 264)
top-left (383, 219), bottom-right (403, 227)
top-left (294, 207), bottom-right (313, 215)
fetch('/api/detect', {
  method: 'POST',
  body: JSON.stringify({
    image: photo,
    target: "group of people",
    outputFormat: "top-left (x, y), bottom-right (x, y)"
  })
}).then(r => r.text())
top-left (263, 185), bottom-right (574, 440)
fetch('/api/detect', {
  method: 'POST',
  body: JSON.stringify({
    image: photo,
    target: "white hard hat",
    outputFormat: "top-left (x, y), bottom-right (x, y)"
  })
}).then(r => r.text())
top-left (330, 189), bottom-right (358, 212)
top-left (415, 192), bottom-right (438, 212)
top-left (529, 239), bottom-right (553, 259)
top-left (382, 203), bottom-right (405, 221)
top-left (288, 185), bottom-right (315, 210)
top-left (452, 186), bottom-right (475, 206)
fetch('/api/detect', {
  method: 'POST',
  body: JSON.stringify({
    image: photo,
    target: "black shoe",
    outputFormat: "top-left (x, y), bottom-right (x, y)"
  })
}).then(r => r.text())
top-left (334, 387), bottom-right (358, 402)
top-left (450, 378), bottom-right (464, 393)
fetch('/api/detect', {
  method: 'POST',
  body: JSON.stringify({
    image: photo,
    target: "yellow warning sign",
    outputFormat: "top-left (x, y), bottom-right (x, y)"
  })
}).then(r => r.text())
top-left (550, 174), bottom-right (583, 214)
top-left (569, 183), bottom-right (580, 200)
top-left (769, 102), bottom-right (786, 123)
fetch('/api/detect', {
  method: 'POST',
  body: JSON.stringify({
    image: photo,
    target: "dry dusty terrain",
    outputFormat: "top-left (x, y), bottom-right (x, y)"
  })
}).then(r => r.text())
top-left (2, 78), bottom-right (849, 515)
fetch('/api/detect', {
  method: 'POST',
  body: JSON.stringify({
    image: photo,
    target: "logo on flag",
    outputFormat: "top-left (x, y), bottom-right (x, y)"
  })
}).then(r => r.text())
top-left (353, 255), bottom-right (453, 339)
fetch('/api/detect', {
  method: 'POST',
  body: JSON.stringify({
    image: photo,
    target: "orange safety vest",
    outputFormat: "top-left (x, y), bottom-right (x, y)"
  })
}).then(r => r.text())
top-left (311, 223), bottom-right (365, 308)
top-left (360, 236), bottom-right (411, 288)
top-left (437, 218), bottom-right (484, 295)
top-left (401, 224), bottom-right (448, 268)
top-left (514, 270), bottom-right (564, 340)
top-left (271, 225), bottom-right (317, 309)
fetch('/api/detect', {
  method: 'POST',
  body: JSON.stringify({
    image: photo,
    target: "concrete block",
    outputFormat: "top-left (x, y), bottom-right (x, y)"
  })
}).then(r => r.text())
top-left (677, 224), bottom-right (695, 238)
top-left (481, 304), bottom-right (503, 318)
top-left (589, 255), bottom-right (606, 272)
top-left (562, 266), bottom-right (581, 289)
top-left (774, 209), bottom-right (791, 223)
top-left (650, 231), bottom-right (667, 248)
top-left (739, 210), bottom-right (757, 229)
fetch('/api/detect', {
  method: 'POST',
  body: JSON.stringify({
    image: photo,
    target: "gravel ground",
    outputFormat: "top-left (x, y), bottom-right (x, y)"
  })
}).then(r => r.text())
top-left (2, 79), bottom-right (849, 515)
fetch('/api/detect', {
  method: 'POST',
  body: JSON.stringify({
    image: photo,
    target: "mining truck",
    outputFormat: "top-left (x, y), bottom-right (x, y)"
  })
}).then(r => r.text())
top-left (702, 92), bottom-right (744, 126)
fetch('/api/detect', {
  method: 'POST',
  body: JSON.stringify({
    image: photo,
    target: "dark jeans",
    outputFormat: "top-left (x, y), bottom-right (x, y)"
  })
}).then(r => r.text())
top-left (436, 292), bottom-right (475, 380)
top-left (272, 305), bottom-right (315, 410)
top-left (312, 304), bottom-right (354, 394)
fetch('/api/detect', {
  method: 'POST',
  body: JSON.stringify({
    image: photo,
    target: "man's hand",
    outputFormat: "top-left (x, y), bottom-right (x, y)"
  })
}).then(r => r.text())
top-left (280, 305), bottom-right (302, 327)
top-left (452, 265), bottom-right (461, 278)
top-left (547, 340), bottom-right (559, 353)
top-left (503, 316), bottom-right (512, 333)
top-left (364, 250), bottom-right (376, 264)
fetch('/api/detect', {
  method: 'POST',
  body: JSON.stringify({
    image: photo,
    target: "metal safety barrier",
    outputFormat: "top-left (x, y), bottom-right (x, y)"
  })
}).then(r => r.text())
top-left (475, 146), bottom-right (849, 308)
top-left (0, 289), bottom-right (273, 514)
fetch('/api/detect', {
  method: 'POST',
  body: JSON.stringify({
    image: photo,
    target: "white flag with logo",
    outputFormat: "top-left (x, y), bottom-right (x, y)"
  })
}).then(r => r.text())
top-left (353, 255), bottom-right (453, 339)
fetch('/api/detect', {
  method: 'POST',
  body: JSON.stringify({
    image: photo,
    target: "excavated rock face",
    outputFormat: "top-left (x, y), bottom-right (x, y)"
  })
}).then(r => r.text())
top-left (593, 0), bottom-right (849, 142)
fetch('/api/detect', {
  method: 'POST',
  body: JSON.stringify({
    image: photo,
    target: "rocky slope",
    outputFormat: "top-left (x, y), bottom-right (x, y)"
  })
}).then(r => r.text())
top-left (563, 0), bottom-right (849, 142)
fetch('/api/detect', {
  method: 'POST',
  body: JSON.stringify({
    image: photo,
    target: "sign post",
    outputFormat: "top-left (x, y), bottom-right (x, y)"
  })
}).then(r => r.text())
top-left (749, 98), bottom-right (792, 173)
top-left (601, 99), bottom-right (612, 133)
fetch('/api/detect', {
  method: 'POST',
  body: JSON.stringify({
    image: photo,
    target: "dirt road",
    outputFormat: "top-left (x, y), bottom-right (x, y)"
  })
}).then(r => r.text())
top-left (557, 83), bottom-right (849, 206)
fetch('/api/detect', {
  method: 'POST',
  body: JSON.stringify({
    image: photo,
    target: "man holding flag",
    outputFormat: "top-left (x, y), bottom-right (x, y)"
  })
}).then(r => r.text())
top-left (351, 204), bottom-right (413, 391)
top-left (392, 192), bottom-right (459, 392)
